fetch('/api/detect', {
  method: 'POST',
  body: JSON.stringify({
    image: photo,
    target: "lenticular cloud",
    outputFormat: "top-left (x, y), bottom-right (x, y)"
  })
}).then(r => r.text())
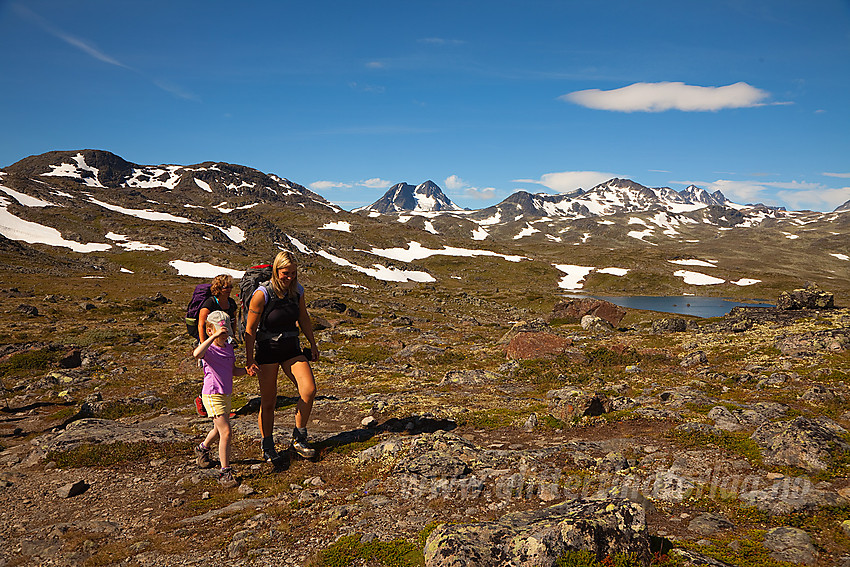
top-left (562, 82), bottom-right (770, 112)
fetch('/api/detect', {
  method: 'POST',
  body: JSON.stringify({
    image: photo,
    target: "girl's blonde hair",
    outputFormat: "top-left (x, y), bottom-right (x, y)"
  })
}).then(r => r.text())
top-left (270, 251), bottom-right (299, 300)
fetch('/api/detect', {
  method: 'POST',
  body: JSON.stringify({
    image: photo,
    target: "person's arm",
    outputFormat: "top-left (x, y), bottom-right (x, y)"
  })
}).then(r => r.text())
top-left (244, 289), bottom-right (266, 375)
top-left (193, 326), bottom-right (226, 360)
top-left (197, 306), bottom-right (211, 341)
top-left (297, 292), bottom-right (319, 362)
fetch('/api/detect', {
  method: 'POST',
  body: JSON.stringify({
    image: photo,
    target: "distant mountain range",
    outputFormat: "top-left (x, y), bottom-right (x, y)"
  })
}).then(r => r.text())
top-left (355, 176), bottom-right (793, 221)
top-left (2, 149), bottom-right (848, 300)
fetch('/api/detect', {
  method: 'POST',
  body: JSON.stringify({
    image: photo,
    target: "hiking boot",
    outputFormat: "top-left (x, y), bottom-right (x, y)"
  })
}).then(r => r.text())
top-left (194, 395), bottom-right (207, 417)
top-left (218, 467), bottom-right (238, 488)
top-left (263, 446), bottom-right (287, 468)
top-left (291, 437), bottom-right (317, 459)
top-left (194, 444), bottom-right (212, 469)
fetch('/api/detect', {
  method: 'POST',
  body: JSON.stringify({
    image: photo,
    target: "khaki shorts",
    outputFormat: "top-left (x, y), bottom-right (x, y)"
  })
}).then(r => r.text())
top-left (201, 394), bottom-right (231, 418)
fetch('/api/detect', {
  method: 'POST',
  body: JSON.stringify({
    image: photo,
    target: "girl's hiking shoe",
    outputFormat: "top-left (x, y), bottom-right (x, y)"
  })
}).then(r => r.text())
top-left (194, 396), bottom-right (207, 417)
top-left (218, 468), bottom-right (238, 488)
top-left (194, 444), bottom-right (212, 469)
top-left (291, 437), bottom-right (316, 459)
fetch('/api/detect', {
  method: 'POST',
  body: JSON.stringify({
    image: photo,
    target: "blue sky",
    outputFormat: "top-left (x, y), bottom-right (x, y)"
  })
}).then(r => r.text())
top-left (1, 0), bottom-right (848, 212)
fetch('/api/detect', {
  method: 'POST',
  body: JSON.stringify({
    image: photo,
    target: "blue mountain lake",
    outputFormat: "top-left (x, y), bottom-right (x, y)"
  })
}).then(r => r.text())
top-left (564, 295), bottom-right (774, 319)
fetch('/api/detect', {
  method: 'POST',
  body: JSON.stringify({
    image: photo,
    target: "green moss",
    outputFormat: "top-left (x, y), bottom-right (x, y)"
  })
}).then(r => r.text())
top-left (47, 440), bottom-right (193, 468)
top-left (311, 532), bottom-right (424, 567)
top-left (584, 346), bottom-right (642, 367)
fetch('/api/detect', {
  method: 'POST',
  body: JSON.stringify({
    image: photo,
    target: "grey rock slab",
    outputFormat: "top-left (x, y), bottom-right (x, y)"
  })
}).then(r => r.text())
top-left (36, 417), bottom-right (191, 453)
top-left (424, 498), bottom-right (649, 567)
top-left (687, 513), bottom-right (735, 535)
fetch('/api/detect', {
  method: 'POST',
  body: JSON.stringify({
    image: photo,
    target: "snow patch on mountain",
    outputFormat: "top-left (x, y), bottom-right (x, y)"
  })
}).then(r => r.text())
top-left (169, 260), bottom-right (245, 279)
top-left (364, 241), bottom-right (525, 263)
top-left (674, 270), bottom-right (725, 285)
top-left (0, 195), bottom-right (111, 253)
top-left (106, 232), bottom-right (168, 251)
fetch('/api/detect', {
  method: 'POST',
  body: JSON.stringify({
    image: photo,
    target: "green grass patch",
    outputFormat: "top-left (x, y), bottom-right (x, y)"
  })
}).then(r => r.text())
top-left (310, 532), bottom-right (424, 567)
top-left (668, 428), bottom-right (763, 466)
top-left (455, 408), bottom-right (524, 429)
top-left (0, 348), bottom-right (60, 376)
top-left (338, 344), bottom-right (394, 364)
top-left (69, 328), bottom-right (139, 347)
top-left (47, 440), bottom-right (193, 468)
top-left (584, 346), bottom-right (642, 367)
top-left (677, 533), bottom-right (799, 567)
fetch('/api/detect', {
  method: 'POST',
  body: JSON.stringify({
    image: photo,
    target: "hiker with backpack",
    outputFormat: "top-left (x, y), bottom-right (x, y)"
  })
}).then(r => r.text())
top-left (244, 251), bottom-right (319, 465)
top-left (198, 274), bottom-right (238, 342)
top-left (185, 274), bottom-right (238, 343)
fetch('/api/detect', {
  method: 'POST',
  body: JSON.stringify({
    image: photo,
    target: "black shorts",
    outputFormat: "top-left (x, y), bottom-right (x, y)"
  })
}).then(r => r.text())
top-left (255, 337), bottom-right (303, 365)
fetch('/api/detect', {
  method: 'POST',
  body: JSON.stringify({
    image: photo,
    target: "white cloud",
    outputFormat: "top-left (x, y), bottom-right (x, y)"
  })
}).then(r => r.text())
top-left (678, 178), bottom-right (850, 211)
top-left (464, 186), bottom-right (497, 200)
top-left (359, 178), bottom-right (392, 189)
top-left (366, 61), bottom-right (384, 69)
top-left (443, 175), bottom-right (498, 201)
top-left (515, 171), bottom-right (619, 193)
top-left (310, 180), bottom-right (352, 190)
top-left (419, 38), bottom-right (465, 46)
top-left (561, 82), bottom-right (774, 112)
top-left (444, 175), bottom-right (466, 190)
top-left (776, 186), bottom-right (850, 211)
top-left (823, 172), bottom-right (850, 179)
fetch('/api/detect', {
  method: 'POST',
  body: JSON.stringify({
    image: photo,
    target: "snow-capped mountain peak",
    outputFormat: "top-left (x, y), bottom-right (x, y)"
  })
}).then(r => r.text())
top-left (354, 180), bottom-right (462, 214)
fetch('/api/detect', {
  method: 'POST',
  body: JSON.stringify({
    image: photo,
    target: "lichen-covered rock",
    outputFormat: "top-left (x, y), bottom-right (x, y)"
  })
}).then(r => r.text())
top-left (763, 527), bottom-right (818, 565)
top-left (777, 284), bottom-right (834, 310)
top-left (424, 499), bottom-right (649, 567)
top-left (652, 318), bottom-right (687, 333)
top-left (751, 416), bottom-right (850, 471)
top-left (581, 315), bottom-right (615, 334)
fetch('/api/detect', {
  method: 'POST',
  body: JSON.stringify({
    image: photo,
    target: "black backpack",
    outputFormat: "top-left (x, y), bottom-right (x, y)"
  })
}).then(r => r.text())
top-left (237, 264), bottom-right (272, 341)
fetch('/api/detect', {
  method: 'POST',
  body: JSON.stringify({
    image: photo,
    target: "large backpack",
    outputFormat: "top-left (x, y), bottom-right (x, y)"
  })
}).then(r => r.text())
top-left (185, 283), bottom-right (212, 340)
top-left (237, 264), bottom-right (273, 341)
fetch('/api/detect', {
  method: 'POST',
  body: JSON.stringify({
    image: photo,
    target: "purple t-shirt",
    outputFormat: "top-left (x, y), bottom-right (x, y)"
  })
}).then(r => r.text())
top-left (201, 342), bottom-right (235, 395)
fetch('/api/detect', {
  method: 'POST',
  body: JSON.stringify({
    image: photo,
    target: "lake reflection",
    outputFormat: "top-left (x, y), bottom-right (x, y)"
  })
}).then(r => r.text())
top-left (565, 295), bottom-right (774, 318)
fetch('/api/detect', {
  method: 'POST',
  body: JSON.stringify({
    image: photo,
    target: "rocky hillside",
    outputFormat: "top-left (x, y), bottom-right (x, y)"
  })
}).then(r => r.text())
top-left (0, 263), bottom-right (848, 566)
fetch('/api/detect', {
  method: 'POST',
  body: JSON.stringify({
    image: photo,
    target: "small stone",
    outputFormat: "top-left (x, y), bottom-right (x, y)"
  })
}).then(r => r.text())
top-left (57, 480), bottom-right (89, 498)
top-left (361, 416), bottom-right (378, 428)
top-left (238, 484), bottom-right (255, 496)
top-left (202, 491), bottom-right (211, 499)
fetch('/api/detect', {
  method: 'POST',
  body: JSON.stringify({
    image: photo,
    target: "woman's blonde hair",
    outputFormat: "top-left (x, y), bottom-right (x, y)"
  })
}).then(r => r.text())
top-left (270, 251), bottom-right (299, 300)
top-left (210, 274), bottom-right (233, 296)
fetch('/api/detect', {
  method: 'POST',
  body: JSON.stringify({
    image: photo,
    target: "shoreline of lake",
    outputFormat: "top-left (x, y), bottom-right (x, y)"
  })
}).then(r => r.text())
top-left (563, 294), bottom-right (775, 319)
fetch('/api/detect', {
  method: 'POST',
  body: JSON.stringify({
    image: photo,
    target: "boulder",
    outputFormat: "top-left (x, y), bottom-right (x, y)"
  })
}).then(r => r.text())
top-left (424, 499), bottom-right (649, 567)
top-left (652, 318), bottom-right (687, 333)
top-left (505, 332), bottom-right (573, 360)
top-left (777, 284), bottom-right (834, 310)
top-left (751, 416), bottom-right (850, 472)
top-left (763, 527), bottom-right (817, 565)
top-left (548, 298), bottom-right (627, 328)
top-left (498, 319), bottom-right (551, 344)
top-left (581, 315), bottom-right (615, 333)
